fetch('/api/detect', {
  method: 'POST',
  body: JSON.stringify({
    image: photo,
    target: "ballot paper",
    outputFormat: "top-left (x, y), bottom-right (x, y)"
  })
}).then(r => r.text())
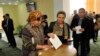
top-left (49, 34), bottom-right (62, 49)
top-left (32, 37), bottom-right (34, 44)
top-left (75, 26), bottom-right (82, 34)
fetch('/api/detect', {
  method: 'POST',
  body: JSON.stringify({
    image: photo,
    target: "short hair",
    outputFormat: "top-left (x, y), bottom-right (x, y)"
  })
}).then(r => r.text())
top-left (28, 10), bottom-right (43, 22)
top-left (5, 13), bottom-right (10, 17)
top-left (42, 15), bottom-right (47, 19)
top-left (57, 11), bottom-right (66, 18)
top-left (93, 12), bottom-right (95, 14)
top-left (79, 8), bottom-right (85, 12)
top-left (3, 15), bottom-right (5, 18)
top-left (95, 14), bottom-right (100, 19)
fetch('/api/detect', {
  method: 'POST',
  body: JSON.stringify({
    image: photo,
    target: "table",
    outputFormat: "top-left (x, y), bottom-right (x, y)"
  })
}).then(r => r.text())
top-left (39, 45), bottom-right (76, 56)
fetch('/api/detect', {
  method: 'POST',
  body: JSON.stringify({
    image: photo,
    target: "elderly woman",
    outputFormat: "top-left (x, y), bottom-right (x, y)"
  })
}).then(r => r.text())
top-left (48, 11), bottom-right (70, 44)
top-left (22, 10), bottom-right (50, 56)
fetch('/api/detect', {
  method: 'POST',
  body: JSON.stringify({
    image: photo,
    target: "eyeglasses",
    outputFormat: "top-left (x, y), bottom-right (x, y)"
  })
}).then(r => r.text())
top-left (37, 16), bottom-right (43, 21)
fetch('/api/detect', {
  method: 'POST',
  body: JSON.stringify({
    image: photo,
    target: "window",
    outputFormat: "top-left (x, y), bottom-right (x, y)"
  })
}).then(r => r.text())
top-left (70, 0), bottom-right (86, 15)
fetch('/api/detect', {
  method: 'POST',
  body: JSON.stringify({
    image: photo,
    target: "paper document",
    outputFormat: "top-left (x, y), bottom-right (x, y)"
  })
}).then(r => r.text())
top-left (75, 26), bottom-right (82, 34)
top-left (32, 37), bottom-right (34, 44)
top-left (49, 34), bottom-right (62, 49)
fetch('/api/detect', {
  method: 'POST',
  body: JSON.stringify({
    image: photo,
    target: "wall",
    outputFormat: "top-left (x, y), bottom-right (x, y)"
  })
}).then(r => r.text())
top-left (17, 3), bottom-right (28, 26)
top-left (34, 0), bottom-right (54, 24)
top-left (0, 0), bottom-right (54, 32)
top-left (0, 4), bottom-right (28, 33)
top-left (63, 0), bottom-right (70, 24)
top-left (95, 0), bottom-right (100, 13)
top-left (17, 0), bottom-right (54, 25)
top-left (54, 0), bottom-right (63, 20)
top-left (0, 7), bottom-right (3, 29)
top-left (86, 0), bottom-right (95, 12)
top-left (54, 0), bottom-right (70, 24)
top-left (86, 0), bottom-right (100, 13)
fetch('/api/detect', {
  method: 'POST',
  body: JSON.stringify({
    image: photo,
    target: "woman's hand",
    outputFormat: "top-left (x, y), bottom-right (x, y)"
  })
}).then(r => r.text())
top-left (42, 45), bottom-right (51, 50)
top-left (79, 28), bottom-right (84, 32)
top-left (72, 28), bottom-right (76, 31)
top-left (36, 45), bottom-right (51, 50)
top-left (48, 33), bottom-right (55, 39)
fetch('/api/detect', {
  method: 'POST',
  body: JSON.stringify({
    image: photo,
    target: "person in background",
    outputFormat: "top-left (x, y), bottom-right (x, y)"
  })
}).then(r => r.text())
top-left (73, 10), bottom-right (78, 16)
top-left (1, 15), bottom-right (8, 50)
top-left (2, 15), bottom-right (7, 36)
top-left (41, 14), bottom-right (48, 44)
top-left (94, 15), bottom-right (100, 42)
top-left (2, 14), bottom-right (16, 48)
top-left (48, 11), bottom-right (70, 44)
top-left (72, 10), bottom-right (79, 22)
top-left (67, 10), bottom-right (79, 25)
top-left (92, 12), bottom-right (96, 18)
top-left (1, 15), bottom-right (7, 50)
top-left (70, 8), bottom-right (94, 56)
top-left (21, 10), bottom-right (50, 56)
top-left (85, 11), bottom-right (96, 43)
top-left (95, 18), bottom-right (100, 30)
top-left (72, 10), bottom-right (78, 17)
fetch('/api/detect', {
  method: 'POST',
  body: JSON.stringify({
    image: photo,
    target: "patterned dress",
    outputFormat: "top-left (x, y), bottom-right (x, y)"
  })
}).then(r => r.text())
top-left (22, 23), bottom-right (44, 56)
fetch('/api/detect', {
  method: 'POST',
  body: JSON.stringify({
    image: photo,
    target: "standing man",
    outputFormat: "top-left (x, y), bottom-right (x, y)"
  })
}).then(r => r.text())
top-left (2, 15), bottom-right (7, 33)
top-left (70, 8), bottom-right (94, 56)
top-left (1, 15), bottom-right (7, 50)
top-left (2, 13), bottom-right (16, 48)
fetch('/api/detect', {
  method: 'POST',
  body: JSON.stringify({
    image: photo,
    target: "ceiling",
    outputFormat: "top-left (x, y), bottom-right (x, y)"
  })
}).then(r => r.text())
top-left (0, 0), bottom-right (24, 5)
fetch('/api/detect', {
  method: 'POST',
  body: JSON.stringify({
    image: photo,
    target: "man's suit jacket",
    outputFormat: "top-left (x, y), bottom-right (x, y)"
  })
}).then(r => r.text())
top-left (2, 19), bottom-right (7, 32)
top-left (70, 17), bottom-right (95, 39)
top-left (7, 18), bottom-right (14, 32)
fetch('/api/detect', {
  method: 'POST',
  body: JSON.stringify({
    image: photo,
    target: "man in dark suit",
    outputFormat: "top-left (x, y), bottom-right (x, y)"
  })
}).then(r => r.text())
top-left (2, 14), bottom-right (16, 48)
top-left (70, 8), bottom-right (94, 56)
top-left (2, 15), bottom-right (7, 32)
